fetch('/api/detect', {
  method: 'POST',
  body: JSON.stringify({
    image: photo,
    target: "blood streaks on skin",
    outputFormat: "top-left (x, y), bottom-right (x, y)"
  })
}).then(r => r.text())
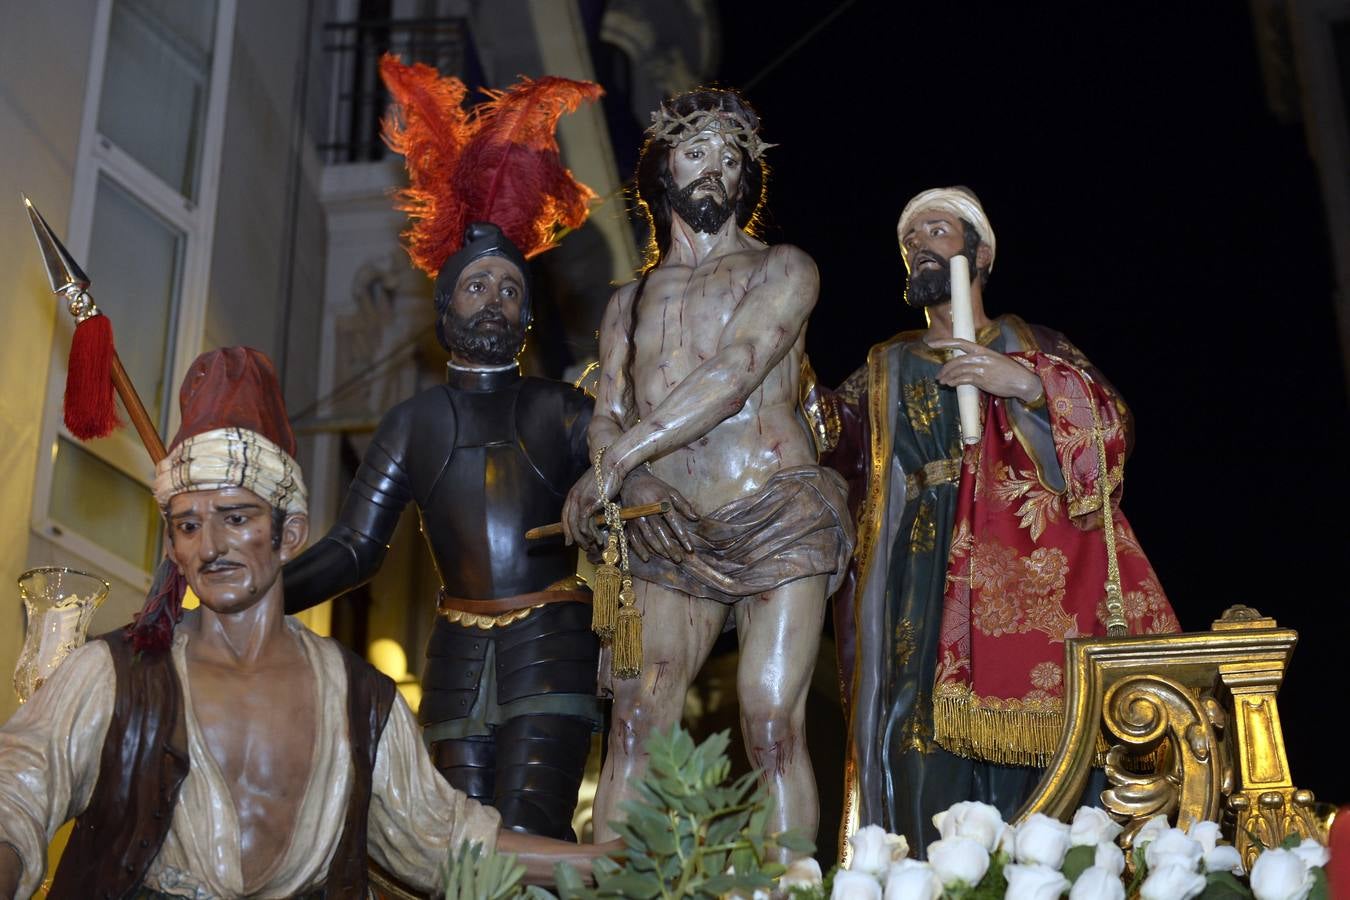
top-left (651, 659), bottom-right (669, 695)
top-left (752, 734), bottom-right (797, 779)
top-left (615, 717), bottom-right (638, 759)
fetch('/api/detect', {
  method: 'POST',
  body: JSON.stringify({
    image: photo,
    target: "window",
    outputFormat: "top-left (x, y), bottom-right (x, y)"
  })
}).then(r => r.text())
top-left (31, 0), bottom-right (236, 588)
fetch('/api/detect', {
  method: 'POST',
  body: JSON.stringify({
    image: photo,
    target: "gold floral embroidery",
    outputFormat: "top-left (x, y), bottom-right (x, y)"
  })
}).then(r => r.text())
top-left (1029, 661), bottom-right (1063, 693)
top-left (909, 496), bottom-right (937, 554)
top-left (948, 519), bottom-right (975, 560)
top-left (902, 378), bottom-right (942, 434)
top-left (970, 540), bottom-right (1080, 641)
top-left (990, 464), bottom-right (1062, 541)
top-left (1021, 546), bottom-right (1069, 596)
top-left (973, 588), bottom-right (1023, 636)
top-left (894, 618), bottom-right (917, 669)
top-left (903, 689), bottom-right (934, 754)
top-left (1095, 572), bottom-right (1176, 634)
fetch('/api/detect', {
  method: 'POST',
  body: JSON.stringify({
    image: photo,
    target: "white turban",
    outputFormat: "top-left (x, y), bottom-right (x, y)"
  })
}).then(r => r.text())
top-left (896, 187), bottom-right (996, 272)
top-left (153, 426), bottom-right (308, 516)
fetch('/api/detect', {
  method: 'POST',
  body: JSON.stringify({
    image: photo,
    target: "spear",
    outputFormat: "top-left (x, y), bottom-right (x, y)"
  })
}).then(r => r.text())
top-left (23, 195), bottom-right (166, 463)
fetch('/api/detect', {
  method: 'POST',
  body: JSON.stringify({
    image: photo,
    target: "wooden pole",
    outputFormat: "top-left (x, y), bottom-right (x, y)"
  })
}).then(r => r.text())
top-left (525, 500), bottom-right (672, 541)
top-left (109, 349), bottom-right (167, 463)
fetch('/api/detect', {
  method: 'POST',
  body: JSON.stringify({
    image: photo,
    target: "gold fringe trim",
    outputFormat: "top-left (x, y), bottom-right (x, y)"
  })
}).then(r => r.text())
top-left (933, 683), bottom-right (1129, 769)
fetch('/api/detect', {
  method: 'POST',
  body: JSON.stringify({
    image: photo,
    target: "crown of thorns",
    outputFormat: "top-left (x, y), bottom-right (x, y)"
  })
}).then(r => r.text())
top-left (646, 106), bottom-right (776, 160)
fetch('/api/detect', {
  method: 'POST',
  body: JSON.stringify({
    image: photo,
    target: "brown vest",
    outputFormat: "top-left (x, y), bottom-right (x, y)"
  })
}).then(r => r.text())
top-left (49, 629), bottom-right (396, 900)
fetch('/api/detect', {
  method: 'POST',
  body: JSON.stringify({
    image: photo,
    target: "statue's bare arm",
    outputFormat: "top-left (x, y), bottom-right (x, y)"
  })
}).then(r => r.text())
top-left (562, 282), bottom-right (640, 546)
top-left (605, 245), bottom-right (818, 477)
top-left (587, 281), bottom-right (638, 457)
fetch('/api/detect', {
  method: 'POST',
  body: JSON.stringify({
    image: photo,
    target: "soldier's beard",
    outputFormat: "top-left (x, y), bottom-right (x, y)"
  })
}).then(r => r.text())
top-left (666, 172), bottom-right (735, 234)
top-left (444, 307), bottom-right (526, 365)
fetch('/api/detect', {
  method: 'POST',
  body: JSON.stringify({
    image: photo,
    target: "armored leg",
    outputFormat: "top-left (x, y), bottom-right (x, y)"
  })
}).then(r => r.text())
top-left (429, 734), bottom-right (496, 805)
top-left (492, 713), bottom-right (593, 840)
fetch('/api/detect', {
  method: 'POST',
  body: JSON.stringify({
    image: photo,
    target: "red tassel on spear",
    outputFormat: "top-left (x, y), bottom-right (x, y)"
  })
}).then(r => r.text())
top-left (23, 196), bottom-right (165, 459)
top-left (24, 195), bottom-right (178, 652)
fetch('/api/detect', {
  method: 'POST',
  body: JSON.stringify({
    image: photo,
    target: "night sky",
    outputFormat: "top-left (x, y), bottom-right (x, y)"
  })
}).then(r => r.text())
top-left (710, 2), bottom-right (1349, 802)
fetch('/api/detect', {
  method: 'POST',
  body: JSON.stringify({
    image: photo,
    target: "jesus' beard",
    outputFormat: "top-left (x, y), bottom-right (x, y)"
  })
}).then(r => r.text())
top-left (666, 172), bottom-right (735, 234)
top-left (443, 307), bottom-right (526, 365)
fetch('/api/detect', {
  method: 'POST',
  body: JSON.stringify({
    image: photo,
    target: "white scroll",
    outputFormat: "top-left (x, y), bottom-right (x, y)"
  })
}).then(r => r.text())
top-left (948, 254), bottom-right (983, 445)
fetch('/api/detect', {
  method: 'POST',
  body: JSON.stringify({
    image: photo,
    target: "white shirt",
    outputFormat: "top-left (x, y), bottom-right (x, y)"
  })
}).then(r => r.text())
top-left (0, 617), bottom-right (499, 899)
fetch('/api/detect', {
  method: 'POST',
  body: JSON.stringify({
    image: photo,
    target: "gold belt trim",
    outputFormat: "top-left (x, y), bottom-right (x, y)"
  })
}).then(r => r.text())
top-left (905, 457), bottom-right (963, 497)
top-left (437, 576), bottom-right (590, 630)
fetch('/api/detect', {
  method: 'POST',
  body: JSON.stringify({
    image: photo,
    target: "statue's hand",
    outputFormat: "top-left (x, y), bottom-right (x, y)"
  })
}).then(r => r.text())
top-left (620, 469), bottom-right (698, 564)
top-left (562, 459), bottom-right (623, 550)
top-left (929, 337), bottom-right (1044, 404)
top-left (562, 472), bottom-right (602, 550)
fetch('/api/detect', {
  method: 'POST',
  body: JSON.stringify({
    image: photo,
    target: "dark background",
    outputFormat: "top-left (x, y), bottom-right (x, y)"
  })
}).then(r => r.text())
top-left (707, 1), bottom-right (1348, 809)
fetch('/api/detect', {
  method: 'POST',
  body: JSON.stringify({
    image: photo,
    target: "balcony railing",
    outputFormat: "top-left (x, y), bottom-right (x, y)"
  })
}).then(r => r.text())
top-left (319, 16), bottom-right (472, 164)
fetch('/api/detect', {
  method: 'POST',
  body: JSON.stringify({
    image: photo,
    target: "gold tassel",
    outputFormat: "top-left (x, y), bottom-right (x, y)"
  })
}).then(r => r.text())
top-left (612, 576), bottom-right (641, 679)
top-left (591, 534), bottom-right (620, 640)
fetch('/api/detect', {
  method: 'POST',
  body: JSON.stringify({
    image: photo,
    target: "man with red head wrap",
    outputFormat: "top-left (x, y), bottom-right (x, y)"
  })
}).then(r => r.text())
top-left (0, 348), bottom-right (609, 899)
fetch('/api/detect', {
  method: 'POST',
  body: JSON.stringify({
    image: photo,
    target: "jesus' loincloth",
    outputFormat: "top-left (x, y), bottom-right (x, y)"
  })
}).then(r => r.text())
top-left (628, 465), bottom-right (855, 604)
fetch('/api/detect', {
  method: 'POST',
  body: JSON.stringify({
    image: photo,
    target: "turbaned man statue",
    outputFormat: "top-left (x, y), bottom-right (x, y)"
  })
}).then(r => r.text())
top-left (562, 88), bottom-right (854, 847)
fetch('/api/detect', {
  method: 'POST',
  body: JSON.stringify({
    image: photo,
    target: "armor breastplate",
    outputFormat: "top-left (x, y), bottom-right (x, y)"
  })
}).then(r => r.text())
top-left (422, 367), bottom-right (582, 599)
top-left (282, 364), bottom-right (592, 613)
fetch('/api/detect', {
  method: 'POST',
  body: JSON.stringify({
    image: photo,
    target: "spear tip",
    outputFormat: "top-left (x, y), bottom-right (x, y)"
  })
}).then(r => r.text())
top-left (22, 195), bottom-right (90, 295)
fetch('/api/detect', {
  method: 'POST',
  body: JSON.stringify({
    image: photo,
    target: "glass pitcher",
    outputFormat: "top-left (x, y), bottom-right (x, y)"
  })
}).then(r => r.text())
top-left (14, 566), bottom-right (110, 702)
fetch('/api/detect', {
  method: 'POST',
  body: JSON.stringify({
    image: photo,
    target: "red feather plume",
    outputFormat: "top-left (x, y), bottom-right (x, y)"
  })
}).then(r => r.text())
top-left (379, 54), bottom-right (602, 275)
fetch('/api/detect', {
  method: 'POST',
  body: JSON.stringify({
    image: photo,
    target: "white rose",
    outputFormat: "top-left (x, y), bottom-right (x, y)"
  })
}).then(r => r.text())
top-left (1139, 862), bottom-right (1207, 900)
top-left (1094, 841), bottom-right (1125, 877)
top-left (1013, 813), bottom-right (1073, 869)
top-left (882, 859), bottom-right (942, 900)
top-left (831, 869), bottom-right (883, 900)
top-left (1184, 818), bottom-right (1243, 873)
top-left (1143, 827), bottom-right (1203, 872)
top-left (1204, 844), bottom-right (1245, 875)
top-left (1291, 838), bottom-right (1330, 870)
top-left (1250, 847), bottom-right (1315, 900)
top-left (780, 856), bottom-right (824, 890)
top-left (926, 836), bottom-right (990, 887)
top-left (1188, 820), bottom-right (1222, 852)
top-left (849, 825), bottom-right (893, 876)
top-left (931, 800), bottom-right (1007, 851)
top-left (1003, 863), bottom-right (1071, 900)
top-left (1070, 807), bottom-right (1124, 847)
top-left (1133, 814), bottom-right (1170, 847)
top-left (1068, 866), bottom-right (1126, 900)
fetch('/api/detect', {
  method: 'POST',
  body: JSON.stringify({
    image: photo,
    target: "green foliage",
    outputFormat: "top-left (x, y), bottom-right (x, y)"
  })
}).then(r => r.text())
top-left (1061, 844), bottom-right (1096, 885)
top-left (1126, 843), bottom-right (1149, 897)
top-left (1198, 870), bottom-right (1254, 899)
top-left (1309, 865), bottom-right (1330, 900)
top-left (558, 726), bottom-right (814, 900)
top-left (439, 840), bottom-right (542, 900)
top-left (966, 849), bottom-right (1010, 900)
